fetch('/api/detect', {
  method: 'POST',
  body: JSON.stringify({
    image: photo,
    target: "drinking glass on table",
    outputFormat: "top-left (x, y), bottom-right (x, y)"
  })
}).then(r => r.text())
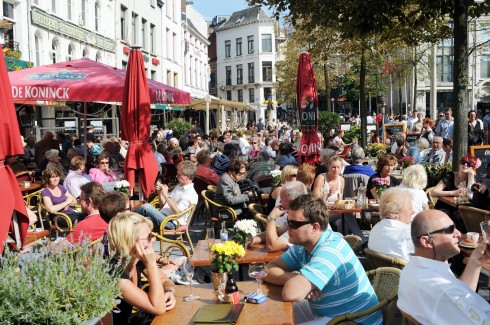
top-left (206, 228), bottom-right (215, 249)
top-left (480, 222), bottom-right (490, 253)
top-left (249, 262), bottom-right (268, 294)
top-left (182, 257), bottom-right (199, 302)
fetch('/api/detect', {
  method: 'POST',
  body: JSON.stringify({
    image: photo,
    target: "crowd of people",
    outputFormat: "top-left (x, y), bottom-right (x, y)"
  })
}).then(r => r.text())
top-left (10, 106), bottom-right (490, 324)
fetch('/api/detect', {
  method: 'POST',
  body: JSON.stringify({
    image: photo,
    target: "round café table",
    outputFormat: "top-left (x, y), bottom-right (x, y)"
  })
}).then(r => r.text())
top-left (18, 181), bottom-right (42, 195)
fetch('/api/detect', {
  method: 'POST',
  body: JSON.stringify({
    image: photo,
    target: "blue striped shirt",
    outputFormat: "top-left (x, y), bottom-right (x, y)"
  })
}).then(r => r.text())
top-left (281, 231), bottom-right (382, 324)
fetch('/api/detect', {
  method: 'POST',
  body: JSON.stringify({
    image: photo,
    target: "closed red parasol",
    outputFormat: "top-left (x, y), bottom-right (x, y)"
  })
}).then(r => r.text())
top-left (296, 52), bottom-right (321, 164)
top-left (120, 48), bottom-right (159, 197)
top-left (0, 46), bottom-right (28, 253)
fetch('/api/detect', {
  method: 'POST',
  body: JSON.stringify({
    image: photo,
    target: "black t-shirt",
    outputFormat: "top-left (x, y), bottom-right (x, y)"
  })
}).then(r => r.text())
top-left (366, 172), bottom-right (400, 199)
top-left (435, 172), bottom-right (457, 211)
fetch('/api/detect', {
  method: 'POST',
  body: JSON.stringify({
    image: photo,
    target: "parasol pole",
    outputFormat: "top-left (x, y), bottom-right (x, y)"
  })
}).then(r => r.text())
top-left (83, 102), bottom-right (88, 162)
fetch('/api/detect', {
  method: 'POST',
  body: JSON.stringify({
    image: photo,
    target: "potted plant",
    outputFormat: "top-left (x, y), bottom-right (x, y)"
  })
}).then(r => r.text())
top-left (209, 241), bottom-right (245, 289)
top-left (114, 179), bottom-right (130, 196)
top-left (233, 219), bottom-right (258, 248)
top-left (0, 19), bottom-right (13, 33)
top-left (0, 245), bottom-right (121, 324)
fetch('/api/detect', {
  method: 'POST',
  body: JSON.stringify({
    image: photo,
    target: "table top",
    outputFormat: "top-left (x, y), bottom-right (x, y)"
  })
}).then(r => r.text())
top-left (18, 181), bottom-right (42, 193)
top-left (438, 196), bottom-right (472, 208)
top-left (151, 281), bottom-right (293, 325)
top-left (9, 229), bottom-right (50, 251)
top-left (190, 240), bottom-right (284, 267)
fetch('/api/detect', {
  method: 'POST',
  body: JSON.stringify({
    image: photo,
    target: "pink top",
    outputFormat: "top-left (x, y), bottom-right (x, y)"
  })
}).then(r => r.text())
top-left (89, 168), bottom-right (118, 183)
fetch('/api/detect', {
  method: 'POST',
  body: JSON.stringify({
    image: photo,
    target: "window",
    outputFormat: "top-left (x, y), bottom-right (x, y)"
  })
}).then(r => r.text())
top-left (166, 28), bottom-right (170, 58)
top-left (173, 33), bottom-right (177, 61)
top-left (237, 89), bottom-right (243, 102)
top-left (151, 70), bottom-right (156, 80)
top-left (226, 90), bottom-right (232, 101)
top-left (132, 13), bottom-right (137, 45)
top-left (81, 0), bottom-right (86, 26)
top-left (174, 73), bottom-right (179, 87)
top-left (34, 34), bottom-right (41, 66)
top-left (67, 0), bottom-right (72, 20)
top-left (96, 52), bottom-right (101, 62)
top-left (82, 48), bottom-right (88, 58)
top-left (248, 63), bottom-right (254, 83)
top-left (225, 66), bottom-right (232, 86)
top-left (437, 37), bottom-right (453, 82)
top-left (150, 24), bottom-right (155, 52)
top-left (141, 19), bottom-right (147, 49)
top-left (264, 87), bottom-right (272, 101)
top-left (261, 34), bottom-right (272, 52)
top-left (167, 70), bottom-right (172, 85)
top-left (249, 88), bottom-right (255, 103)
top-left (3, 2), bottom-right (14, 18)
top-left (481, 55), bottom-right (490, 79)
top-left (262, 61), bottom-right (273, 82)
top-left (236, 38), bottom-right (242, 56)
top-left (51, 0), bottom-right (56, 13)
top-left (248, 36), bottom-right (254, 54)
top-left (236, 64), bottom-right (243, 84)
top-left (95, 3), bottom-right (100, 32)
top-left (225, 40), bottom-right (231, 58)
top-left (67, 45), bottom-right (74, 61)
top-left (121, 6), bottom-right (127, 39)
top-left (51, 39), bottom-right (58, 63)
top-left (122, 60), bottom-right (127, 70)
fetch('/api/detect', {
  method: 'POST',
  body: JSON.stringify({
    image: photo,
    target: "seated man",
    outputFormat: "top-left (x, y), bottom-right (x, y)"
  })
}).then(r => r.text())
top-left (66, 182), bottom-right (106, 245)
top-left (63, 156), bottom-right (93, 199)
top-left (343, 147), bottom-right (375, 177)
top-left (247, 151), bottom-right (275, 183)
top-left (398, 209), bottom-right (490, 323)
top-left (265, 194), bottom-right (382, 324)
top-left (134, 161), bottom-right (198, 230)
top-left (368, 187), bottom-right (414, 261)
top-left (251, 181), bottom-right (308, 252)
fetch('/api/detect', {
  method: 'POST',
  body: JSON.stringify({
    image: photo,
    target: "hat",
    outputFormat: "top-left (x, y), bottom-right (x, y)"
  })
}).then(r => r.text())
top-left (45, 149), bottom-right (59, 159)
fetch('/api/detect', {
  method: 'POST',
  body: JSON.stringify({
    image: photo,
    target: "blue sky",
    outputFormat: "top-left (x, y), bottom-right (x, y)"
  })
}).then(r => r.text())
top-left (192, 0), bottom-right (272, 21)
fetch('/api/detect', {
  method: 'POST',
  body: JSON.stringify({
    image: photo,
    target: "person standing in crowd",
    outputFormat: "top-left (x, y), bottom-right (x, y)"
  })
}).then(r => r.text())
top-left (34, 131), bottom-right (59, 165)
top-left (411, 112), bottom-right (424, 133)
top-left (442, 138), bottom-right (453, 165)
top-left (468, 109), bottom-right (484, 147)
top-left (257, 117), bottom-right (265, 132)
top-left (134, 161), bottom-right (198, 230)
top-left (368, 187), bottom-right (414, 262)
top-left (264, 194), bottom-right (382, 324)
top-left (64, 156), bottom-right (93, 199)
top-left (398, 210), bottom-right (490, 323)
top-left (483, 109), bottom-right (490, 145)
top-left (23, 137), bottom-right (36, 162)
top-left (435, 108), bottom-right (454, 139)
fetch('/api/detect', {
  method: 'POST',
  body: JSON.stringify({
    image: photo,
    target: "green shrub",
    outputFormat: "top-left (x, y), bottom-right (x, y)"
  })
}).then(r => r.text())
top-left (318, 112), bottom-right (341, 137)
top-left (166, 119), bottom-right (192, 140)
top-left (424, 163), bottom-right (452, 188)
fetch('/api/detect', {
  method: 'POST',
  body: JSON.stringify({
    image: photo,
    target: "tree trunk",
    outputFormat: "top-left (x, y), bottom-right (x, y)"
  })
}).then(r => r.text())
top-left (413, 48), bottom-right (418, 114)
top-left (452, 0), bottom-right (469, 171)
top-left (360, 46), bottom-right (367, 147)
top-left (324, 61), bottom-right (331, 112)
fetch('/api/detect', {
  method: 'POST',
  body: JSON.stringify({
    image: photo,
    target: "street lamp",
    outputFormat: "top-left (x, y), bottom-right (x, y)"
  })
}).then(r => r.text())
top-left (331, 98), bottom-right (335, 113)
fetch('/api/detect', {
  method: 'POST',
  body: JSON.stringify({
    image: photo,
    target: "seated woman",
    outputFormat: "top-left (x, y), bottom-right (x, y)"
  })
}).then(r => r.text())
top-left (369, 130), bottom-right (381, 144)
top-left (248, 137), bottom-right (262, 160)
top-left (313, 156), bottom-right (366, 242)
top-left (265, 165), bottom-right (298, 215)
top-left (89, 153), bottom-right (119, 184)
top-left (108, 212), bottom-right (176, 324)
top-left (394, 133), bottom-right (408, 158)
top-left (214, 157), bottom-right (253, 219)
top-left (333, 129), bottom-right (351, 152)
top-left (368, 187), bottom-right (414, 262)
top-left (275, 142), bottom-right (298, 169)
top-left (41, 166), bottom-right (84, 228)
top-left (366, 154), bottom-right (400, 200)
top-left (406, 137), bottom-right (430, 163)
top-left (431, 154), bottom-right (477, 232)
top-left (398, 164), bottom-right (429, 218)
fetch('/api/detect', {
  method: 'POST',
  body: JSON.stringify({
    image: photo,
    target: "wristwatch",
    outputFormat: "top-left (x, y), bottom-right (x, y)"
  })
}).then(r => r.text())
top-left (267, 216), bottom-right (277, 223)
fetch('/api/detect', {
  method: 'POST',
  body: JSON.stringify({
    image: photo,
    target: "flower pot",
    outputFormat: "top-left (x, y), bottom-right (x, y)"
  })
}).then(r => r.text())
top-left (211, 271), bottom-right (228, 290)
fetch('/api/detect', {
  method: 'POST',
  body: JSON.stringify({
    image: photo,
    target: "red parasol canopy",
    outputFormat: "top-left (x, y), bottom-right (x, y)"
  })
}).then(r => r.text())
top-left (8, 58), bottom-right (190, 104)
top-left (296, 52), bottom-right (321, 165)
top-left (0, 46), bottom-right (28, 253)
top-left (120, 49), bottom-right (159, 197)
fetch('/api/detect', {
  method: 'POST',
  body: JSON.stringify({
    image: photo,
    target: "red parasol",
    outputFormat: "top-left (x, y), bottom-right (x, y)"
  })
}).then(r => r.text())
top-left (0, 46), bottom-right (28, 253)
top-left (296, 52), bottom-right (321, 165)
top-left (120, 48), bottom-right (159, 197)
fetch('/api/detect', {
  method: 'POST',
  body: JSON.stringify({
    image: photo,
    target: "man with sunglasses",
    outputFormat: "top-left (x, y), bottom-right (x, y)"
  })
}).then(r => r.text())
top-left (398, 210), bottom-right (490, 323)
top-left (264, 194), bottom-right (382, 324)
top-left (435, 107), bottom-right (454, 139)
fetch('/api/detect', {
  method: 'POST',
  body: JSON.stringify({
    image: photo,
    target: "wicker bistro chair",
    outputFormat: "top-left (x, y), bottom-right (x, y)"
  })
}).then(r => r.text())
top-left (23, 189), bottom-right (43, 229)
top-left (400, 310), bottom-right (422, 325)
top-left (65, 237), bottom-right (103, 255)
top-left (327, 267), bottom-right (402, 325)
top-left (40, 202), bottom-right (75, 240)
top-left (152, 233), bottom-right (191, 259)
top-left (207, 185), bottom-right (217, 192)
top-left (364, 247), bottom-right (407, 270)
top-left (458, 205), bottom-right (490, 233)
top-left (155, 204), bottom-right (196, 253)
top-left (343, 235), bottom-right (363, 253)
top-left (202, 189), bottom-right (237, 230)
top-left (193, 175), bottom-right (212, 225)
top-left (425, 186), bottom-right (438, 208)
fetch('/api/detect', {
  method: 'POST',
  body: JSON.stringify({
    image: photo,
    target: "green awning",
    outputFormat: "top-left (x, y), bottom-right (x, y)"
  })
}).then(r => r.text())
top-left (154, 104), bottom-right (183, 111)
top-left (4, 57), bottom-right (34, 71)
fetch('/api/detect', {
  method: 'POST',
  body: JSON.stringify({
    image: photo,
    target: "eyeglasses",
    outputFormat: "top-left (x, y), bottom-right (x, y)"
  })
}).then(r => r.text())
top-left (237, 170), bottom-right (246, 175)
top-left (418, 224), bottom-right (455, 239)
top-left (438, 114), bottom-right (444, 117)
top-left (99, 161), bottom-right (109, 165)
top-left (287, 219), bottom-right (311, 229)
top-left (137, 233), bottom-right (155, 242)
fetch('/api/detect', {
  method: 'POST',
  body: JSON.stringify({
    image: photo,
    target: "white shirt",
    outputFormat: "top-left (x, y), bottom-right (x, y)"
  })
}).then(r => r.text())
top-left (63, 170), bottom-right (93, 198)
top-left (398, 184), bottom-right (428, 219)
top-left (398, 255), bottom-right (490, 324)
top-left (367, 116), bottom-right (375, 124)
top-left (368, 219), bottom-right (413, 261)
top-left (160, 183), bottom-right (198, 226)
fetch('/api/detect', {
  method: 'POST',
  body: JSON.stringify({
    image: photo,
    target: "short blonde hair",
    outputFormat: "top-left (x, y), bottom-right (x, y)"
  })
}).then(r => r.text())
top-left (280, 165), bottom-right (298, 184)
top-left (107, 212), bottom-right (153, 264)
top-left (401, 164), bottom-right (427, 190)
top-left (379, 188), bottom-right (412, 220)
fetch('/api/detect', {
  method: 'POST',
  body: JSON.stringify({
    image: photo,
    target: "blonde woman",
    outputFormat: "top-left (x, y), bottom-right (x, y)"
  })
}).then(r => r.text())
top-left (265, 164), bottom-right (298, 214)
top-left (108, 212), bottom-right (176, 324)
top-left (398, 164), bottom-right (429, 219)
top-left (312, 156), bottom-right (345, 203)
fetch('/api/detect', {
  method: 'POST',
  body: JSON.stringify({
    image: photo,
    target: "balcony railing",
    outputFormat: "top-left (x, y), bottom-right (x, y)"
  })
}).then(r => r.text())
top-left (3, 40), bottom-right (19, 51)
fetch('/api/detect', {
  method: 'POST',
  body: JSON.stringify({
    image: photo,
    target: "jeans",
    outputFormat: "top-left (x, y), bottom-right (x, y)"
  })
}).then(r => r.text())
top-left (133, 203), bottom-right (177, 230)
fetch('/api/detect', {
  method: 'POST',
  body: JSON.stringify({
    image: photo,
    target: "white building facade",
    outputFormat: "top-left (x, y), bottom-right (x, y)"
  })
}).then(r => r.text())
top-left (215, 6), bottom-right (276, 123)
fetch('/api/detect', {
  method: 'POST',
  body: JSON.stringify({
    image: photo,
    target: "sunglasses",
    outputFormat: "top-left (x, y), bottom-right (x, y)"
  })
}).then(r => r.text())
top-left (290, 174), bottom-right (297, 177)
top-left (418, 224), bottom-right (455, 239)
top-left (137, 233), bottom-right (155, 242)
top-left (459, 159), bottom-right (475, 167)
top-left (99, 161), bottom-right (109, 165)
top-left (287, 219), bottom-right (311, 229)
top-left (237, 171), bottom-right (246, 175)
